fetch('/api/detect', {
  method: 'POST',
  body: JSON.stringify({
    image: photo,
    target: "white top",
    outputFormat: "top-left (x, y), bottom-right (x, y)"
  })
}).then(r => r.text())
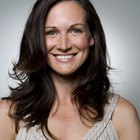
top-left (16, 94), bottom-right (120, 140)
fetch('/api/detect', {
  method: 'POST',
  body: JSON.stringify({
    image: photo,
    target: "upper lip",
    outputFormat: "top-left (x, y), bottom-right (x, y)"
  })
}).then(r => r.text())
top-left (52, 53), bottom-right (78, 56)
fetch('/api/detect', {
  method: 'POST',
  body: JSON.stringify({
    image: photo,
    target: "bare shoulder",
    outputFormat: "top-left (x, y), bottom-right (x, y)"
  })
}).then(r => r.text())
top-left (0, 99), bottom-right (12, 112)
top-left (114, 96), bottom-right (139, 120)
top-left (0, 99), bottom-right (16, 140)
top-left (112, 96), bottom-right (140, 140)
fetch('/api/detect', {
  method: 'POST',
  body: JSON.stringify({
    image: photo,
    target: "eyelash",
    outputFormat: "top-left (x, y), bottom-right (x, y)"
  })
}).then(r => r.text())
top-left (45, 28), bottom-right (85, 36)
top-left (45, 30), bottom-right (57, 36)
top-left (69, 28), bottom-right (83, 34)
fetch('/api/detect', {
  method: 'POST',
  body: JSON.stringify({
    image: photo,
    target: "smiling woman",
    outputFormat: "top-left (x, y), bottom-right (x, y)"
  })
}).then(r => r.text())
top-left (0, 0), bottom-right (140, 140)
top-left (45, 2), bottom-right (94, 75)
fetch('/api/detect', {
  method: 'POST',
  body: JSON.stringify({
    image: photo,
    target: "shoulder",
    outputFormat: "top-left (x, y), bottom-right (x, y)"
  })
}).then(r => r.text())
top-left (0, 99), bottom-right (12, 118)
top-left (0, 99), bottom-right (16, 140)
top-left (112, 96), bottom-right (140, 140)
top-left (0, 99), bottom-right (12, 113)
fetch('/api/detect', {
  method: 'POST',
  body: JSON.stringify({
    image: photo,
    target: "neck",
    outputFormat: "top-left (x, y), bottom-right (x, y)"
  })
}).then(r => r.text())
top-left (50, 72), bottom-right (78, 115)
top-left (50, 72), bottom-right (78, 103)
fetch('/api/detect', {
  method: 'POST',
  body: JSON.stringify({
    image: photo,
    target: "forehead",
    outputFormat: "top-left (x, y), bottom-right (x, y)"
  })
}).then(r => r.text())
top-left (45, 1), bottom-right (86, 26)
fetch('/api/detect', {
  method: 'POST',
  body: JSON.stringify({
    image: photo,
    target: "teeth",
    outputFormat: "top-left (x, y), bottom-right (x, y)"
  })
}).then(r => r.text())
top-left (56, 55), bottom-right (74, 60)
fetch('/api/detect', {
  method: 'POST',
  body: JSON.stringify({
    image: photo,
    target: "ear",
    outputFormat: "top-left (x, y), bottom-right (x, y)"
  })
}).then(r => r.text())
top-left (89, 37), bottom-right (94, 46)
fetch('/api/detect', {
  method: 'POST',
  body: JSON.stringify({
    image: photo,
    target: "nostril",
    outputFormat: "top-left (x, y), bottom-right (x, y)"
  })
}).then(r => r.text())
top-left (57, 41), bottom-right (72, 52)
top-left (56, 35), bottom-right (71, 51)
top-left (57, 47), bottom-right (72, 52)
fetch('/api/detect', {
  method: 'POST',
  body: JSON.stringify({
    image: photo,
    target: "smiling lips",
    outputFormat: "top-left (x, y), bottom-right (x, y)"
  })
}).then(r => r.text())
top-left (54, 54), bottom-right (77, 62)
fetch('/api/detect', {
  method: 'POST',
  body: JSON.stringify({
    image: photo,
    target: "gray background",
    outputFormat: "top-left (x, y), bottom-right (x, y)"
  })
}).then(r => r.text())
top-left (0, 0), bottom-right (140, 116)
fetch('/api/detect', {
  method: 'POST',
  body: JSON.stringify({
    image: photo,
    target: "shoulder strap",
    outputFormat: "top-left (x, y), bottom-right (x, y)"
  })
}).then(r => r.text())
top-left (82, 94), bottom-right (120, 140)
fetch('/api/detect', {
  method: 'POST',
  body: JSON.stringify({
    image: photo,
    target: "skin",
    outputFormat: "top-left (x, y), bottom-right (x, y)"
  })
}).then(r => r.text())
top-left (112, 97), bottom-right (140, 140)
top-left (0, 1), bottom-right (139, 140)
top-left (45, 1), bottom-right (94, 76)
top-left (45, 2), bottom-right (95, 139)
top-left (0, 100), bottom-right (16, 140)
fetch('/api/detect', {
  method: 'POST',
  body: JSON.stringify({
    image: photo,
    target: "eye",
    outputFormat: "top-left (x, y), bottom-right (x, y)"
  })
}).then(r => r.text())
top-left (69, 28), bottom-right (85, 35)
top-left (45, 30), bottom-right (58, 37)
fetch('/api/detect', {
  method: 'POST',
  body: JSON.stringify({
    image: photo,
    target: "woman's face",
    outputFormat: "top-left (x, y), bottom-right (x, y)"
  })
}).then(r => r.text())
top-left (45, 1), bottom-right (94, 76)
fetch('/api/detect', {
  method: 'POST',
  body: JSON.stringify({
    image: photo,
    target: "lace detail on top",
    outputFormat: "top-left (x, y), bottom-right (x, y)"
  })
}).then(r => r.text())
top-left (82, 93), bottom-right (119, 140)
top-left (16, 94), bottom-right (120, 140)
top-left (16, 125), bottom-right (47, 140)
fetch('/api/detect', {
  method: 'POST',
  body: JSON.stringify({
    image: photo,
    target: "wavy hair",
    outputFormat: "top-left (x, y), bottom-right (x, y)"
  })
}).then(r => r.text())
top-left (7, 0), bottom-right (111, 139)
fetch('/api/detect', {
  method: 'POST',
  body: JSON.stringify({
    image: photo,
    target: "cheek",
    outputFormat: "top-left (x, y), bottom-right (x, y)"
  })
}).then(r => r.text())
top-left (71, 36), bottom-right (89, 50)
top-left (45, 38), bottom-right (56, 51)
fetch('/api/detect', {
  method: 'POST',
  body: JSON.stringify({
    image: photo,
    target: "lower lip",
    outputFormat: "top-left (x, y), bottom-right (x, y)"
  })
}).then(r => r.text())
top-left (55, 56), bottom-right (75, 63)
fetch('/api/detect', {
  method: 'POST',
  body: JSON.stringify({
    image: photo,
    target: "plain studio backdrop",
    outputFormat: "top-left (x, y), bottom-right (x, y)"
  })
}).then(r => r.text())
top-left (0, 0), bottom-right (140, 116)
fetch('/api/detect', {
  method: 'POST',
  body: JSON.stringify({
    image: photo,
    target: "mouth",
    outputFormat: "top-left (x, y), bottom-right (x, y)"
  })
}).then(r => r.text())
top-left (53, 54), bottom-right (77, 61)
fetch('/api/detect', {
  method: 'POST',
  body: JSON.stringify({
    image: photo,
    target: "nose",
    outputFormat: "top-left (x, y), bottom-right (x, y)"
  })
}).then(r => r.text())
top-left (57, 34), bottom-right (71, 52)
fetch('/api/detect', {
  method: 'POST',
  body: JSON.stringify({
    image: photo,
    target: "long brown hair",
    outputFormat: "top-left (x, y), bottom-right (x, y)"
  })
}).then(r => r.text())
top-left (7, 0), bottom-right (111, 139)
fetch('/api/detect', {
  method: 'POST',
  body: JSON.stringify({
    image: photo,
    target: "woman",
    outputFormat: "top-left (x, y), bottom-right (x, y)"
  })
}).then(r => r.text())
top-left (0, 0), bottom-right (140, 140)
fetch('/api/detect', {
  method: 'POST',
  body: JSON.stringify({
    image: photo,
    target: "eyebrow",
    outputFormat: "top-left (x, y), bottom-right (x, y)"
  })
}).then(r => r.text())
top-left (45, 23), bottom-right (86, 29)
